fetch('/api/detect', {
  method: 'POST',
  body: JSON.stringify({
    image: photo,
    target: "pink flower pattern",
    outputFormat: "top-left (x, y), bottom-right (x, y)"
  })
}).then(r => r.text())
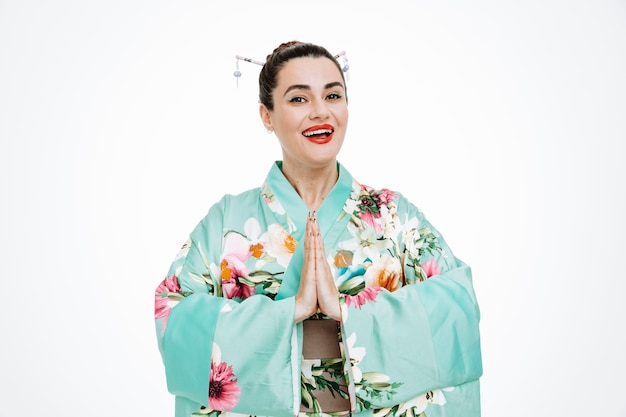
top-left (220, 255), bottom-right (255, 300)
top-left (208, 361), bottom-right (241, 411)
top-left (345, 287), bottom-right (383, 309)
top-left (154, 275), bottom-right (183, 332)
top-left (422, 259), bottom-right (441, 278)
top-left (356, 186), bottom-right (397, 234)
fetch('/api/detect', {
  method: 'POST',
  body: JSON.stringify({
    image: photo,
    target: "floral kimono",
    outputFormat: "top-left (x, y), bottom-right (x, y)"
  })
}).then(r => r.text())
top-left (154, 161), bottom-right (482, 417)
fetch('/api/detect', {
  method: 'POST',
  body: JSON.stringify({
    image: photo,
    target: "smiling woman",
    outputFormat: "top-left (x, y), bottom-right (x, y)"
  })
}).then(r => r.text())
top-left (154, 41), bottom-right (482, 417)
top-left (259, 53), bottom-right (348, 211)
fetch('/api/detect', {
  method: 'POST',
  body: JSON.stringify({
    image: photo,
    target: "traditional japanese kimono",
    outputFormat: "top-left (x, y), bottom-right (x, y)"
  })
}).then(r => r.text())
top-left (155, 161), bottom-right (482, 417)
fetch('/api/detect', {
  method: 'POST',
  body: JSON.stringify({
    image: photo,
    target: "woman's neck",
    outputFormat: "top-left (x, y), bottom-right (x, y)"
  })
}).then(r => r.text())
top-left (281, 161), bottom-right (339, 212)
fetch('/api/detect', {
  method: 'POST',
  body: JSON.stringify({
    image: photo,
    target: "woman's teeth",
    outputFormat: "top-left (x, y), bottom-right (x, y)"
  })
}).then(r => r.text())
top-left (303, 129), bottom-right (332, 137)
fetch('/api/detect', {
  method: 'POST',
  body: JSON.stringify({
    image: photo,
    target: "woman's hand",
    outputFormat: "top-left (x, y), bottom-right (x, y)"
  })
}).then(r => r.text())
top-left (294, 212), bottom-right (321, 323)
top-left (294, 212), bottom-right (341, 323)
top-left (309, 213), bottom-right (341, 320)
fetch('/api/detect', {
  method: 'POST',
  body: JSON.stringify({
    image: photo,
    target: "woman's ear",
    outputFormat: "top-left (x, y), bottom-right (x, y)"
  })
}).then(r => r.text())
top-left (259, 104), bottom-right (273, 132)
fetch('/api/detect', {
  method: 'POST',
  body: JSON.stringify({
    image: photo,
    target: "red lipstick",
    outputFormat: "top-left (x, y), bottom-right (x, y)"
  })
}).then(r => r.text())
top-left (302, 124), bottom-right (334, 144)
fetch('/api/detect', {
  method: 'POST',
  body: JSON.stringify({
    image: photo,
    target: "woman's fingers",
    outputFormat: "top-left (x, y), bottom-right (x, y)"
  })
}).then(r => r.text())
top-left (310, 212), bottom-right (341, 321)
top-left (296, 212), bottom-right (341, 321)
top-left (295, 213), bottom-right (319, 322)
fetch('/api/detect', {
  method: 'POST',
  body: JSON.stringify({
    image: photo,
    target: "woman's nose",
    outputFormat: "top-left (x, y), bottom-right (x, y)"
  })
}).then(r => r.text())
top-left (309, 99), bottom-right (329, 119)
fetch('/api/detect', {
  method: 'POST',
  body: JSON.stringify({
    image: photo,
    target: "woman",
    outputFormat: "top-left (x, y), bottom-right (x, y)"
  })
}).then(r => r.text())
top-left (155, 41), bottom-right (482, 417)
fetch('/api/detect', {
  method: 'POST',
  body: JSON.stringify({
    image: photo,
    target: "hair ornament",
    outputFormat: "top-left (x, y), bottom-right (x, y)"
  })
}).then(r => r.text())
top-left (233, 59), bottom-right (241, 87)
top-left (234, 55), bottom-right (262, 87)
top-left (233, 51), bottom-right (349, 87)
top-left (334, 50), bottom-right (350, 80)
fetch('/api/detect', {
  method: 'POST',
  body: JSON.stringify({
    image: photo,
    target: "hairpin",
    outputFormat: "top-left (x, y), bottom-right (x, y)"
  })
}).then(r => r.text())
top-left (233, 55), bottom-right (261, 87)
top-left (233, 51), bottom-right (350, 86)
top-left (334, 50), bottom-right (350, 80)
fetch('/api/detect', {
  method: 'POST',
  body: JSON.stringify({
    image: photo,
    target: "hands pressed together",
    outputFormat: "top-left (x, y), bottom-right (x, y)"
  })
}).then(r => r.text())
top-left (294, 212), bottom-right (341, 323)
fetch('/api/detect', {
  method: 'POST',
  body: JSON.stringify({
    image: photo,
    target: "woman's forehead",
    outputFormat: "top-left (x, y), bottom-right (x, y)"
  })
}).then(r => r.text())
top-left (276, 57), bottom-right (344, 87)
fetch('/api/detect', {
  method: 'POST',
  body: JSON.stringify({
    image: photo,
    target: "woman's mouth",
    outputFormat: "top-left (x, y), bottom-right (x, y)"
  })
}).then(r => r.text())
top-left (302, 124), bottom-right (334, 144)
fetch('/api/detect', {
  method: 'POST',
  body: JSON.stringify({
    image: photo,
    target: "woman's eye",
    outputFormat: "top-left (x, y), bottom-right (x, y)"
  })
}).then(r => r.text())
top-left (327, 93), bottom-right (342, 100)
top-left (289, 96), bottom-right (306, 103)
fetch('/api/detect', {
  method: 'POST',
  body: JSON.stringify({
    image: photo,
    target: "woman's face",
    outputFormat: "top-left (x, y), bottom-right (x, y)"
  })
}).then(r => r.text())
top-left (260, 56), bottom-right (348, 170)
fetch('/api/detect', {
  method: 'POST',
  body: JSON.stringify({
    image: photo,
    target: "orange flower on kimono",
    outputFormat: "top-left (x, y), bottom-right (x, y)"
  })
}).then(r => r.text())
top-left (364, 253), bottom-right (402, 292)
top-left (220, 255), bottom-right (255, 300)
top-left (264, 223), bottom-right (296, 267)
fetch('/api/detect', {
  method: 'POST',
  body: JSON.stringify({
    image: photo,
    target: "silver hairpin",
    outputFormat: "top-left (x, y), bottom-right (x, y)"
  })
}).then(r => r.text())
top-left (236, 55), bottom-right (264, 66)
top-left (334, 50), bottom-right (350, 80)
top-left (233, 55), bottom-right (262, 87)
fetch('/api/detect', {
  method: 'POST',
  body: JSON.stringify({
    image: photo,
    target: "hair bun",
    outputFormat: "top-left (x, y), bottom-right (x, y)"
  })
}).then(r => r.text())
top-left (266, 40), bottom-right (302, 62)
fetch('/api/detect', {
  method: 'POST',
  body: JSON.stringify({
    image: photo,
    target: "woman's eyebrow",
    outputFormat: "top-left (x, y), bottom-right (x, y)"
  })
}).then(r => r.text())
top-left (284, 84), bottom-right (310, 96)
top-left (283, 81), bottom-right (345, 96)
top-left (324, 81), bottom-right (344, 90)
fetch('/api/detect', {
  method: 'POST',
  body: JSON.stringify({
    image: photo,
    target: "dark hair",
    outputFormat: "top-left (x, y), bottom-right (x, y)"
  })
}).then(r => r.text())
top-left (259, 41), bottom-right (347, 111)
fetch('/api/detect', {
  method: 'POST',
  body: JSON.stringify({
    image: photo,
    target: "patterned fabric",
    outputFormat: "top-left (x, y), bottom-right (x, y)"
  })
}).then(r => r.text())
top-left (155, 161), bottom-right (482, 417)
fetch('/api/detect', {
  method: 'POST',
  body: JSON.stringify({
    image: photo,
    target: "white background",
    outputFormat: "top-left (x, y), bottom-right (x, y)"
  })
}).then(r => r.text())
top-left (1, 1), bottom-right (625, 416)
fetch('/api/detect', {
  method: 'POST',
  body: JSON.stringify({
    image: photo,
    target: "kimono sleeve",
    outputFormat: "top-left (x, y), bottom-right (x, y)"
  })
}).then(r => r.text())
top-left (339, 199), bottom-right (482, 413)
top-left (154, 203), bottom-right (298, 417)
